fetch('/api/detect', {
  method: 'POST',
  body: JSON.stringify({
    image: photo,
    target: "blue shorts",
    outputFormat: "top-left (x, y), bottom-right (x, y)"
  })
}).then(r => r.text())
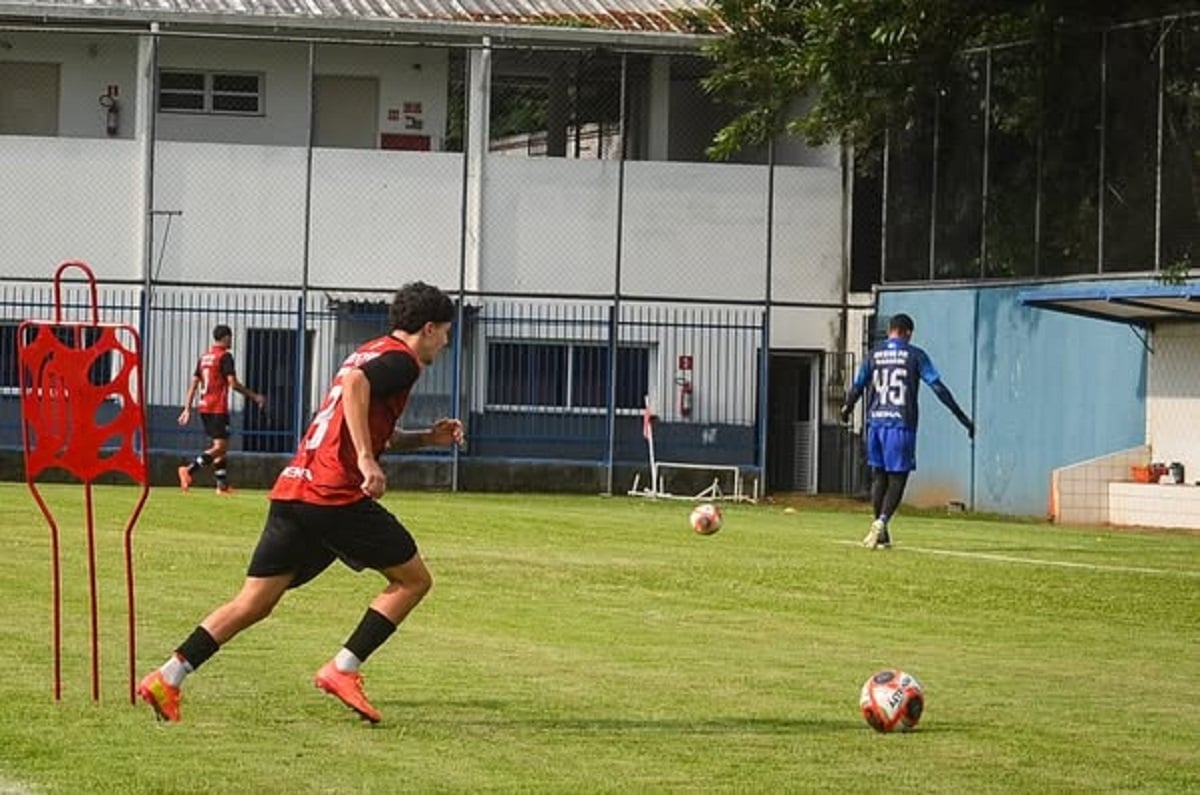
top-left (866, 425), bottom-right (917, 473)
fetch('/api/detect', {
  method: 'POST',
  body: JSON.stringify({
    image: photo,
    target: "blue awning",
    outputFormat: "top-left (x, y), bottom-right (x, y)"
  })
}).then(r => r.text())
top-left (1019, 283), bottom-right (1200, 326)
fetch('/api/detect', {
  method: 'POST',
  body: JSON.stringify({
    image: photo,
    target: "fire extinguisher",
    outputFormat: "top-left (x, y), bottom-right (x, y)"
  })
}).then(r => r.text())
top-left (679, 379), bottom-right (693, 418)
top-left (99, 94), bottom-right (119, 136)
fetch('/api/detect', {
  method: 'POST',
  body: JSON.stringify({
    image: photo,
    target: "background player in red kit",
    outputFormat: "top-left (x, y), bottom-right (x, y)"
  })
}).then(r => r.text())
top-left (177, 323), bottom-right (266, 494)
top-left (139, 283), bottom-right (462, 723)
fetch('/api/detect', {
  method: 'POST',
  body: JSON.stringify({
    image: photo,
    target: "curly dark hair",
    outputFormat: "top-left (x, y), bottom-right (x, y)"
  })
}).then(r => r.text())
top-left (388, 281), bottom-right (454, 333)
top-left (212, 324), bottom-right (232, 341)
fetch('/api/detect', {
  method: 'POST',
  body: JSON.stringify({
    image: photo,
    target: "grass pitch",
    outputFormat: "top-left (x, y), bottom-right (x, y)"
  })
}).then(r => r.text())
top-left (0, 482), bottom-right (1196, 793)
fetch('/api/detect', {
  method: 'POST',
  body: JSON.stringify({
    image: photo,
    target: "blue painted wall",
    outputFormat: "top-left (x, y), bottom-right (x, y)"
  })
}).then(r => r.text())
top-left (878, 279), bottom-right (1147, 516)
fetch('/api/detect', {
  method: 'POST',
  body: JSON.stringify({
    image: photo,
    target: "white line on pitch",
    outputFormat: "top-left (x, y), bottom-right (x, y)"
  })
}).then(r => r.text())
top-left (832, 541), bottom-right (1200, 578)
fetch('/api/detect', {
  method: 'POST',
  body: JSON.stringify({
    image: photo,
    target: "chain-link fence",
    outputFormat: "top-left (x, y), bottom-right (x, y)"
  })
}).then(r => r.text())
top-left (855, 13), bottom-right (1200, 285)
top-left (0, 26), bottom-right (858, 495)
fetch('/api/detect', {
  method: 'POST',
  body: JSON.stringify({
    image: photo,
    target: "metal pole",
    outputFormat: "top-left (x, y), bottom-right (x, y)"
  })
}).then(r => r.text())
top-left (929, 91), bottom-right (940, 280)
top-left (969, 289), bottom-right (979, 511)
top-left (1097, 30), bottom-right (1108, 273)
top-left (980, 48), bottom-right (992, 278)
top-left (838, 143), bottom-right (852, 380)
top-left (1154, 20), bottom-right (1165, 271)
top-left (296, 41), bottom-right (316, 450)
top-left (1034, 63), bottom-right (1044, 277)
top-left (604, 53), bottom-right (628, 496)
top-left (138, 24), bottom-right (159, 392)
top-left (880, 130), bottom-right (890, 282)
top-left (756, 138), bottom-right (775, 494)
top-left (451, 53), bottom-right (472, 493)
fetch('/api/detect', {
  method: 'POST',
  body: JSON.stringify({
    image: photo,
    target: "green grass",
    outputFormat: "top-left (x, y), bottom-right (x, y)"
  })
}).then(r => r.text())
top-left (0, 482), bottom-right (1197, 793)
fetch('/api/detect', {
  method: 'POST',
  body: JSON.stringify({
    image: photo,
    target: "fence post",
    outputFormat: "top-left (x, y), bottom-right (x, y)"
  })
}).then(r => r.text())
top-left (757, 138), bottom-right (776, 497)
top-left (605, 303), bottom-right (618, 494)
top-left (294, 295), bottom-right (307, 450)
top-left (604, 53), bottom-right (629, 497)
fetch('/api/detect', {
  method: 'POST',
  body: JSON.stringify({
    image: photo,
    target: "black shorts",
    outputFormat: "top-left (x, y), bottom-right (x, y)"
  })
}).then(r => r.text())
top-left (247, 499), bottom-right (419, 589)
top-left (200, 412), bottom-right (231, 441)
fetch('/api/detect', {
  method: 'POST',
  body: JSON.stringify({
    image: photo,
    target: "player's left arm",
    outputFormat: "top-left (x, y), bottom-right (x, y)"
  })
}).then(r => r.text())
top-left (354, 352), bottom-right (464, 452)
top-left (918, 350), bottom-right (974, 438)
top-left (221, 353), bottom-right (265, 407)
top-left (389, 419), bottom-right (465, 451)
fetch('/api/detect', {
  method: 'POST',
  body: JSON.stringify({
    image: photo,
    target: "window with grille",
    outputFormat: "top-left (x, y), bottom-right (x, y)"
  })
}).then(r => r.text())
top-left (159, 70), bottom-right (263, 115)
top-left (486, 341), bottom-right (649, 412)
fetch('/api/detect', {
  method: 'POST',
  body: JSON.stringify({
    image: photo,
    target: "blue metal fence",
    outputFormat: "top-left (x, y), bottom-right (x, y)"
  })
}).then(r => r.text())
top-left (1, 283), bottom-right (764, 482)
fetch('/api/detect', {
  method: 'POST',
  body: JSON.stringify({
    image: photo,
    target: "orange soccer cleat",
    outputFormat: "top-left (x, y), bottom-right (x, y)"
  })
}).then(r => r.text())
top-left (215, 485), bottom-right (235, 496)
top-left (137, 670), bottom-right (182, 722)
top-left (177, 465), bottom-right (193, 492)
top-left (314, 661), bottom-right (381, 724)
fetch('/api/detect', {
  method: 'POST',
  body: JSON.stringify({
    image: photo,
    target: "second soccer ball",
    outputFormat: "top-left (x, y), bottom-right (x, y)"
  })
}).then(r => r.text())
top-left (689, 503), bottom-right (723, 535)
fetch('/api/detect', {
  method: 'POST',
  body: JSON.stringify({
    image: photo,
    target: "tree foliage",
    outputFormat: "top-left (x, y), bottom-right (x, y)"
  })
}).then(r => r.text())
top-left (702, 0), bottom-right (1191, 159)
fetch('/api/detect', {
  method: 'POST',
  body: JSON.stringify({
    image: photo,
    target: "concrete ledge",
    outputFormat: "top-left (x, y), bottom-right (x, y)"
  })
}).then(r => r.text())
top-left (0, 449), bottom-right (730, 496)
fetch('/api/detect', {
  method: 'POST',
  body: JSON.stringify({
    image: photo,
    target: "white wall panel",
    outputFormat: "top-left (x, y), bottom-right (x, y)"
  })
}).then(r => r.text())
top-left (152, 142), bottom-right (308, 285)
top-left (308, 149), bottom-right (464, 290)
top-left (0, 138), bottom-right (142, 280)
top-left (481, 156), bottom-right (620, 295)
top-left (622, 161), bottom-right (768, 301)
top-left (771, 166), bottom-right (843, 304)
top-left (1147, 323), bottom-right (1200, 481)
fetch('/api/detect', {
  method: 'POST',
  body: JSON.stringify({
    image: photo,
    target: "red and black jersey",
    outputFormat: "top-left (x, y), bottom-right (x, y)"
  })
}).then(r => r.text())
top-left (195, 346), bottom-right (236, 414)
top-left (269, 334), bottom-right (422, 506)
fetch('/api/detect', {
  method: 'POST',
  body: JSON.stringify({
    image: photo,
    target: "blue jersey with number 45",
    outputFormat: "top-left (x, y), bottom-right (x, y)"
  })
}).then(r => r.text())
top-left (851, 338), bottom-right (940, 430)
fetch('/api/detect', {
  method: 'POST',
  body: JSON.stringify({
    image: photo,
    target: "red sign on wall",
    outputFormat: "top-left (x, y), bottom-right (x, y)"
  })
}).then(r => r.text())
top-left (380, 133), bottom-right (431, 151)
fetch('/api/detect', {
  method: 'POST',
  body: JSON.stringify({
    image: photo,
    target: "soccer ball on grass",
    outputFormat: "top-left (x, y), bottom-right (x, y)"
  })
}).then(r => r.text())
top-left (689, 503), bottom-right (722, 535)
top-left (859, 669), bottom-right (924, 733)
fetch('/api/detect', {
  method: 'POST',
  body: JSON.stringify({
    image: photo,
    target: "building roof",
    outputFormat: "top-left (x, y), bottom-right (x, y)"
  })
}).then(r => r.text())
top-left (1019, 282), bottom-right (1200, 327)
top-left (0, 0), bottom-right (724, 43)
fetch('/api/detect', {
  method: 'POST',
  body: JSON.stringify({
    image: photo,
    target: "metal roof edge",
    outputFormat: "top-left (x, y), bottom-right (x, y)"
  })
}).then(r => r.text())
top-left (0, 3), bottom-right (717, 50)
top-left (1018, 282), bottom-right (1200, 304)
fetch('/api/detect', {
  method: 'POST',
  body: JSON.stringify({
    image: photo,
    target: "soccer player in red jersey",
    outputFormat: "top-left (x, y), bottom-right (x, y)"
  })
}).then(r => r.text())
top-left (177, 324), bottom-right (265, 494)
top-left (139, 283), bottom-right (462, 723)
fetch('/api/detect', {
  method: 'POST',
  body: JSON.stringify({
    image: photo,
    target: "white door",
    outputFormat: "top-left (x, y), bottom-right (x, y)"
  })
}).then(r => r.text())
top-left (0, 62), bottom-right (60, 136)
top-left (313, 76), bottom-right (378, 149)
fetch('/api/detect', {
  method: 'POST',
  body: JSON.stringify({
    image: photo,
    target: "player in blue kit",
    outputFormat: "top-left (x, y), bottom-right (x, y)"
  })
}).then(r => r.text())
top-left (840, 313), bottom-right (974, 549)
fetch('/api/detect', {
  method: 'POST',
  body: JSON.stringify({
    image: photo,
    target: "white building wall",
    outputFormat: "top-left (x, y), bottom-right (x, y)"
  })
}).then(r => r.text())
top-left (481, 156), bottom-right (621, 295)
top-left (315, 44), bottom-right (450, 152)
top-left (0, 137), bottom-right (143, 280)
top-left (621, 161), bottom-right (768, 300)
top-left (771, 166), bottom-right (843, 306)
top-left (152, 142), bottom-right (309, 285)
top-left (154, 38), bottom-right (450, 150)
top-left (1146, 322), bottom-right (1200, 481)
top-left (308, 149), bottom-right (464, 290)
top-left (156, 38), bottom-right (311, 146)
top-left (0, 32), bottom-right (139, 139)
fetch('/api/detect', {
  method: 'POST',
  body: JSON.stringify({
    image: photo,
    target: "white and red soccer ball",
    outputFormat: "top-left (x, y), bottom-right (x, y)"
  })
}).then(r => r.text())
top-left (689, 503), bottom-right (722, 535)
top-left (860, 669), bottom-right (925, 733)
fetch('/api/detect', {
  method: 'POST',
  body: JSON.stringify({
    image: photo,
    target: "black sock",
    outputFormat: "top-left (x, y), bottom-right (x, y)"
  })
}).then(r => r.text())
top-left (214, 460), bottom-right (228, 488)
top-left (343, 609), bottom-right (397, 664)
top-left (187, 452), bottom-right (214, 474)
top-left (175, 626), bottom-right (220, 671)
top-left (881, 473), bottom-right (909, 521)
top-left (870, 468), bottom-right (887, 518)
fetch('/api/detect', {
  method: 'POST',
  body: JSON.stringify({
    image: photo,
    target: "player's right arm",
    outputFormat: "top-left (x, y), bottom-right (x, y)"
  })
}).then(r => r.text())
top-left (178, 373), bottom-right (201, 425)
top-left (340, 368), bottom-right (387, 499)
top-left (840, 357), bottom-right (873, 423)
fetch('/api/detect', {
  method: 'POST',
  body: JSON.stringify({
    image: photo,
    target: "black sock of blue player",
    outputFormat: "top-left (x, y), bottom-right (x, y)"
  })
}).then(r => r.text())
top-left (871, 468), bottom-right (888, 518)
top-left (881, 473), bottom-right (909, 521)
